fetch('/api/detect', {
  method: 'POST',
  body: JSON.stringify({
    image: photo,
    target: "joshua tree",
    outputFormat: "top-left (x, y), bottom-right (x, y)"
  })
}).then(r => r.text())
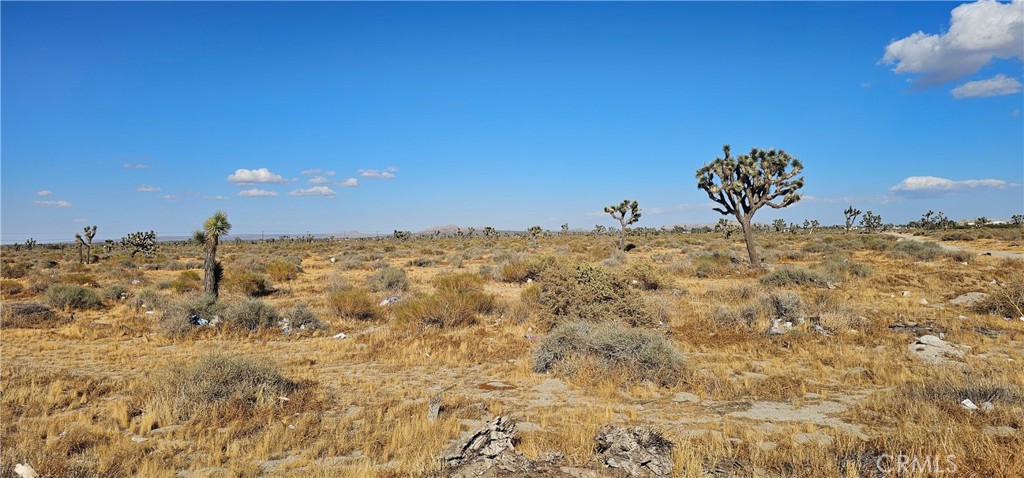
top-left (393, 230), bottom-right (411, 241)
top-left (1012, 214), bottom-right (1023, 227)
top-left (715, 218), bottom-right (737, 238)
top-left (74, 233), bottom-right (85, 264)
top-left (561, 223), bottom-right (569, 234)
top-left (466, 227), bottom-right (475, 238)
top-left (975, 217), bottom-right (990, 227)
top-left (200, 211), bottom-right (231, 298)
top-left (593, 224), bottom-right (606, 234)
top-left (802, 219), bottom-right (819, 234)
top-left (771, 218), bottom-right (786, 233)
top-left (82, 225), bottom-right (97, 263)
top-left (604, 199), bottom-right (641, 251)
top-left (860, 211), bottom-right (882, 232)
top-left (527, 226), bottom-right (542, 246)
top-left (483, 226), bottom-right (496, 238)
top-left (843, 206), bottom-right (861, 232)
top-left (25, 238), bottom-right (36, 251)
top-left (696, 145), bottom-right (804, 266)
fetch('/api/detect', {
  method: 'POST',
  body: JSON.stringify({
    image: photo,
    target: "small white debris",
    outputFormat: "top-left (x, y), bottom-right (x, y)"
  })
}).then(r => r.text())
top-left (15, 463), bottom-right (38, 478)
top-left (960, 399), bottom-right (979, 411)
top-left (330, 257), bottom-right (337, 263)
top-left (379, 295), bottom-right (400, 306)
top-left (332, 332), bottom-right (348, 339)
top-left (981, 401), bottom-right (994, 413)
top-left (919, 298), bottom-right (929, 305)
top-left (144, 310), bottom-right (155, 315)
top-left (131, 279), bottom-right (141, 285)
top-left (131, 436), bottom-right (148, 443)
top-left (901, 291), bottom-right (911, 298)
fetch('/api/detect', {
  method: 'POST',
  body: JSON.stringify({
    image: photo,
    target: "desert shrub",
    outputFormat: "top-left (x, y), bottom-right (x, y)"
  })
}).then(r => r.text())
top-left (327, 288), bottom-right (381, 321)
top-left (150, 353), bottom-right (297, 422)
top-left (945, 250), bottom-right (976, 263)
top-left (496, 255), bottom-right (562, 283)
top-left (282, 303), bottom-right (323, 331)
top-left (365, 266), bottom-right (409, 292)
top-left (266, 260), bottom-right (300, 282)
top-left (335, 254), bottom-right (367, 270)
top-left (820, 255), bottom-right (872, 279)
top-left (1, 279), bottom-right (24, 299)
top-left (760, 266), bottom-right (834, 287)
top-left (892, 240), bottom-right (943, 261)
top-left (974, 276), bottom-right (1024, 318)
top-left (764, 292), bottom-right (803, 320)
top-left (102, 284), bottom-right (130, 301)
top-left (169, 270), bottom-right (202, 293)
top-left (135, 288), bottom-right (166, 311)
top-left (711, 303), bottom-right (761, 328)
top-left (940, 231), bottom-right (975, 242)
top-left (533, 321), bottom-right (684, 386)
top-left (691, 251), bottom-right (736, 278)
top-left (407, 257), bottom-right (435, 267)
top-left (395, 273), bottom-right (496, 327)
top-left (43, 284), bottom-right (102, 311)
top-left (623, 260), bottom-right (674, 290)
top-left (1, 302), bottom-right (61, 328)
top-left (537, 262), bottom-right (654, 329)
top-left (1, 261), bottom-right (32, 279)
top-left (59, 273), bottom-right (99, 287)
top-left (223, 299), bottom-right (281, 331)
top-left (224, 270), bottom-right (273, 297)
top-left (230, 254), bottom-right (268, 273)
top-left (160, 294), bottom-right (223, 335)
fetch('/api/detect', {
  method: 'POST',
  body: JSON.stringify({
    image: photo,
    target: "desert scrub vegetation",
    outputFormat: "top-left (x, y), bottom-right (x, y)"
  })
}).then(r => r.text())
top-left (622, 259), bottom-right (674, 290)
top-left (759, 265), bottom-right (834, 288)
top-left (159, 294), bottom-right (224, 335)
top-left (43, 284), bottom-right (103, 311)
top-left (168, 269), bottom-right (202, 293)
top-left (537, 261), bottom-right (654, 329)
top-left (223, 269), bottom-right (273, 297)
top-left (394, 272), bottom-right (497, 328)
top-left (365, 265), bottom-right (409, 292)
top-left (223, 299), bottom-right (281, 331)
top-left (327, 287), bottom-right (381, 321)
top-left (1, 302), bottom-right (61, 328)
top-left (533, 321), bottom-right (684, 386)
top-left (974, 274), bottom-right (1024, 318)
top-left (891, 239), bottom-right (944, 261)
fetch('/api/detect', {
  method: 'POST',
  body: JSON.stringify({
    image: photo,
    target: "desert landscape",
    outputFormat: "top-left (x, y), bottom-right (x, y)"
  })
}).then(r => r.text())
top-left (2, 220), bottom-right (1022, 477)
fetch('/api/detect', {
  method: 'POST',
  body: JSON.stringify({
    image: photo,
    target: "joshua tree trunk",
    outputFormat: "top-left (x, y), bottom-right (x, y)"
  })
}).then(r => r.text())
top-left (738, 216), bottom-right (760, 266)
top-left (204, 236), bottom-right (219, 298)
top-left (617, 219), bottom-right (627, 251)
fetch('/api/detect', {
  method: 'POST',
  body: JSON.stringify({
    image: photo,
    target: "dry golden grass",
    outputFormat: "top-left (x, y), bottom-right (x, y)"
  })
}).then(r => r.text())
top-left (2, 230), bottom-right (1022, 477)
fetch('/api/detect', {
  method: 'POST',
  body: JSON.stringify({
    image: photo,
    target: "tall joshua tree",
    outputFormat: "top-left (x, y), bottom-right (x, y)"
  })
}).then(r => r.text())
top-left (696, 145), bottom-right (804, 267)
top-left (83, 225), bottom-right (97, 263)
top-left (604, 199), bottom-right (641, 251)
top-left (198, 211), bottom-right (231, 298)
top-left (843, 206), bottom-right (861, 233)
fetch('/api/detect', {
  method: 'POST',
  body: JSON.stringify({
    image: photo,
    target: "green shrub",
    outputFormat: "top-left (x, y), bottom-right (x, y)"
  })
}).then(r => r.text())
top-left (820, 255), bottom-right (872, 279)
top-left (1, 302), bottom-right (61, 328)
top-left (974, 276), bottom-right (1024, 318)
top-left (691, 251), bottom-right (736, 278)
top-left (59, 273), bottom-right (99, 287)
top-left (533, 321), bottom-right (684, 386)
top-left (282, 303), bottom-right (323, 331)
top-left (945, 250), bottom-right (976, 263)
top-left (224, 299), bottom-right (281, 331)
top-left (327, 288), bottom-right (381, 321)
top-left (759, 266), bottom-right (834, 287)
top-left (102, 284), bottom-right (130, 301)
top-left (365, 267), bottom-right (409, 292)
top-left (43, 284), bottom-right (103, 311)
top-left (892, 240), bottom-right (944, 261)
top-left (224, 270), bottom-right (273, 297)
top-left (537, 262), bottom-right (654, 329)
top-left (764, 292), bottom-right (802, 320)
top-left (496, 255), bottom-right (561, 283)
top-left (623, 260), bottom-right (674, 290)
top-left (151, 353), bottom-right (297, 422)
top-left (169, 270), bottom-right (202, 293)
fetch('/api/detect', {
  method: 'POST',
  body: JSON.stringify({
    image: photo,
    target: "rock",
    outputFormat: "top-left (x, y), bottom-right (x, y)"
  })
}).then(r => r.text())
top-left (595, 425), bottom-right (674, 477)
top-left (443, 416), bottom-right (518, 468)
top-left (671, 392), bottom-right (700, 403)
top-left (950, 292), bottom-right (987, 306)
top-left (981, 401), bottom-right (994, 413)
top-left (332, 332), bottom-right (348, 339)
top-left (427, 393), bottom-right (442, 422)
top-left (983, 426), bottom-right (1017, 438)
top-left (131, 435), bottom-right (148, 443)
top-left (909, 335), bottom-right (971, 365)
top-left (901, 291), bottom-right (911, 298)
top-left (960, 399), bottom-right (979, 411)
top-left (14, 463), bottom-right (38, 478)
top-left (379, 295), bottom-right (400, 307)
top-left (329, 257), bottom-right (337, 263)
top-left (919, 298), bottom-right (929, 306)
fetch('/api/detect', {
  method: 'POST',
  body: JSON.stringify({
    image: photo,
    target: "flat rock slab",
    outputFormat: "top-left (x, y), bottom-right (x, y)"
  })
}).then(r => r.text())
top-left (909, 335), bottom-right (971, 365)
top-left (950, 292), bottom-right (987, 306)
top-left (726, 400), bottom-right (866, 439)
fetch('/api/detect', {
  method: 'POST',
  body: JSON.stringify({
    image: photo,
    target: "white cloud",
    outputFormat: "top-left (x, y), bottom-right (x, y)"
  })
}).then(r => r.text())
top-left (73, 218), bottom-right (88, 223)
top-left (123, 163), bottom-right (150, 169)
top-left (339, 177), bottom-right (359, 188)
top-left (951, 74), bottom-right (1023, 98)
top-left (203, 195), bottom-right (229, 201)
top-left (308, 176), bottom-right (332, 184)
top-left (238, 188), bottom-right (279, 197)
top-left (136, 185), bottom-right (161, 192)
top-left (358, 167), bottom-right (397, 179)
top-left (301, 169), bottom-right (336, 177)
top-left (227, 168), bottom-right (287, 184)
top-left (162, 194), bottom-right (178, 201)
top-left (35, 200), bottom-right (72, 207)
top-left (36, 190), bottom-right (53, 196)
top-left (890, 175), bottom-right (1018, 196)
top-left (882, 0), bottom-right (1024, 86)
top-left (288, 186), bottom-right (336, 197)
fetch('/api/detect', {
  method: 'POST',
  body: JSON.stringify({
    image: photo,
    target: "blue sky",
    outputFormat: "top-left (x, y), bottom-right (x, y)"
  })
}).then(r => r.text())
top-left (2, 1), bottom-right (1022, 243)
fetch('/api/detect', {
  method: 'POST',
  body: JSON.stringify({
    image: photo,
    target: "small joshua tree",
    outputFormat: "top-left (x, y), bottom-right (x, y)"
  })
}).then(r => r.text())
top-left (1012, 214), bottom-right (1023, 227)
top-left (74, 233), bottom-right (85, 264)
top-left (604, 199), bottom-right (641, 251)
top-left (82, 225), bottom-right (97, 263)
top-left (527, 226), bottom-right (542, 246)
top-left (696, 145), bottom-right (804, 266)
top-left (561, 223), bottom-right (569, 234)
top-left (860, 211), bottom-right (882, 232)
top-left (200, 212), bottom-right (231, 298)
top-left (593, 224), bottom-right (606, 234)
top-left (975, 217), bottom-right (989, 227)
top-left (25, 238), bottom-right (36, 251)
top-left (393, 230), bottom-right (411, 241)
top-left (802, 219), bottom-right (819, 234)
top-left (843, 206), bottom-right (861, 233)
top-left (483, 226), bottom-right (496, 238)
top-left (466, 227), bottom-right (475, 238)
top-left (120, 231), bottom-right (158, 257)
top-left (771, 218), bottom-right (786, 233)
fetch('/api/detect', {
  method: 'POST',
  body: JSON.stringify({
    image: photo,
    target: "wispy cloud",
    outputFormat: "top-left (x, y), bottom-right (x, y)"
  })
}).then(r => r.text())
top-left (308, 176), bottom-right (332, 184)
top-left (881, 0), bottom-right (1023, 88)
top-left (951, 74), bottom-right (1022, 99)
top-left (204, 195), bottom-right (229, 201)
top-left (162, 194), bottom-right (178, 201)
top-left (227, 168), bottom-right (287, 184)
top-left (890, 175), bottom-right (1018, 197)
top-left (238, 188), bottom-right (279, 197)
top-left (339, 177), bottom-right (359, 188)
top-left (35, 200), bottom-right (72, 207)
top-left (358, 166), bottom-right (398, 179)
top-left (301, 169), bottom-right (336, 176)
top-left (36, 190), bottom-right (53, 197)
top-left (136, 185), bottom-right (161, 192)
top-left (288, 186), bottom-right (336, 197)
top-left (123, 163), bottom-right (150, 169)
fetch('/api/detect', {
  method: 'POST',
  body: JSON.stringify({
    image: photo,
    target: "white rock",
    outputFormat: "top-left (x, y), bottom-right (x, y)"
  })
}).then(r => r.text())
top-left (960, 399), bottom-right (979, 410)
top-left (14, 463), bottom-right (38, 478)
top-left (332, 332), bottom-right (348, 339)
top-left (919, 298), bottom-right (929, 305)
top-left (981, 401), bottom-right (994, 412)
top-left (901, 291), bottom-right (911, 298)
